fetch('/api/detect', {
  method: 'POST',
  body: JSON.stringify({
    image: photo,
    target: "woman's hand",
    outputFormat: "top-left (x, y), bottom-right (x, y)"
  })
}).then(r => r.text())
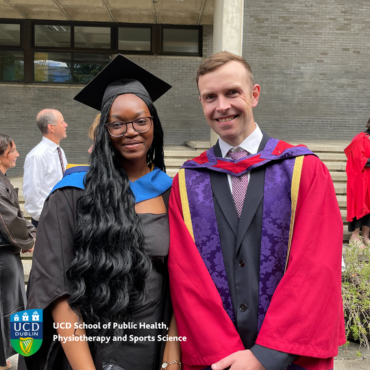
top-left (22, 239), bottom-right (35, 253)
top-left (161, 314), bottom-right (181, 370)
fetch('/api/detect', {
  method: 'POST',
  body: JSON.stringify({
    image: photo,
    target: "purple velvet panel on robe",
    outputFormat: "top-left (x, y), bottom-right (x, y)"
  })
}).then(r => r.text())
top-left (258, 159), bottom-right (295, 331)
top-left (184, 157), bottom-right (298, 330)
top-left (185, 169), bottom-right (236, 323)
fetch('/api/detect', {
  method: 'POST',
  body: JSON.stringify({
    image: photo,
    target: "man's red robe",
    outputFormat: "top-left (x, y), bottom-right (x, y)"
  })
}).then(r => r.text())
top-left (345, 132), bottom-right (370, 221)
top-left (168, 155), bottom-right (345, 370)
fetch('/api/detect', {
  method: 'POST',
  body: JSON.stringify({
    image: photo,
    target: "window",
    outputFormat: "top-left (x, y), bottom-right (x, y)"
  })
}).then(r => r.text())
top-left (34, 52), bottom-right (112, 83)
top-left (119, 27), bottom-right (151, 52)
top-left (34, 52), bottom-right (71, 82)
top-left (162, 27), bottom-right (200, 55)
top-left (0, 20), bottom-right (202, 84)
top-left (0, 24), bottom-right (21, 46)
top-left (0, 51), bottom-right (24, 81)
top-left (73, 53), bottom-right (111, 83)
top-left (34, 25), bottom-right (71, 48)
top-left (74, 26), bottom-right (111, 49)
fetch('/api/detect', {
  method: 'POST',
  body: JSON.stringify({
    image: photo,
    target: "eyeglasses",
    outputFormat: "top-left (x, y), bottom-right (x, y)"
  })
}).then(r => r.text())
top-left (106, 116), bottom-right (153, 137)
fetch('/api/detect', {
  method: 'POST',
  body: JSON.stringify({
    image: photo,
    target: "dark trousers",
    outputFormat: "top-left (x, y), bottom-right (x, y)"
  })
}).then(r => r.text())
top-left (31, 218), bottom-right (38, 228)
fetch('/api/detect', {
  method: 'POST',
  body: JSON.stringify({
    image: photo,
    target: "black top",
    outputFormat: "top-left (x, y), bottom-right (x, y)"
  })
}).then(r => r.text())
top-left (19, 187), bottom-right (172, 370)
top-left (103, 213), bottom-right (170, 369)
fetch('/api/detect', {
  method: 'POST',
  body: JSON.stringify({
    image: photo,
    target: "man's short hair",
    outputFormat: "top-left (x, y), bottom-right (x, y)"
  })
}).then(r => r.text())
top-left (36, 110), bottom-right (58, 135)
top-left (196, 51), bottom-right (254, 88)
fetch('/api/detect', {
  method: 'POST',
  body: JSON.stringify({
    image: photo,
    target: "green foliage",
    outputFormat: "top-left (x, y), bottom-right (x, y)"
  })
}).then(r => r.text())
top-left (342, 241), bottom-right (370, 348)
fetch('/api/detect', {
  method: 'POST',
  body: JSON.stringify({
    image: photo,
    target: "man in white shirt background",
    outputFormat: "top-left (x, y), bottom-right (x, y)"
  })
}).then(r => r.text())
top-left (23, 109), bottom-right (68, 227)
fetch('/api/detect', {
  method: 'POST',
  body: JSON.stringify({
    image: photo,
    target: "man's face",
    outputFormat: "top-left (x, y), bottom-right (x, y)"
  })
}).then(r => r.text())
top-left (198, 61), bottom-right (261, 147)
top-left (50, 111), bottom-right (68, 140)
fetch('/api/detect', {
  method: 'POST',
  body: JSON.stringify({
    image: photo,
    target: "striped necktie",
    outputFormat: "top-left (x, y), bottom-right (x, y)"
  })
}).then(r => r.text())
top-left (57, 147), bottom-right (65, 175)
top-left (228, 149), bottom-right (249, 218)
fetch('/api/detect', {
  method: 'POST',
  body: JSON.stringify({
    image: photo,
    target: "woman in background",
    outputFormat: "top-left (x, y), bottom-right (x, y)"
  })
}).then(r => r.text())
top-left (0, 134), bottom-right (36, 370)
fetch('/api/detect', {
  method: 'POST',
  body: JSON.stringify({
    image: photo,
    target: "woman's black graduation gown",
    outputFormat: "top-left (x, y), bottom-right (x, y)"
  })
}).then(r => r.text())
top-left (18, 187), bottom-right (172, 370)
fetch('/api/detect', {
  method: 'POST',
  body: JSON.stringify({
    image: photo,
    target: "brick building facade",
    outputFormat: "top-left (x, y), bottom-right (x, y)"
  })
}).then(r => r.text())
top-left (243, 0), bottom-right (370, 140)
top-left (2, 0), bottom-right (370, 177)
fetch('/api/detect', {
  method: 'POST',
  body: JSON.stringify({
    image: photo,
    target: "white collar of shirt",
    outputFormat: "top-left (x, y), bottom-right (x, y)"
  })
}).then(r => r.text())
top-left (219, 122), bottom-right (263, 158)
top-left (42, 136), bottom-right (59, 152)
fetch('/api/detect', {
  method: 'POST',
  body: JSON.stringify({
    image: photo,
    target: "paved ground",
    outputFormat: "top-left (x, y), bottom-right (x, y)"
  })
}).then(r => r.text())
top-left (6, 342), bottom-right (370, 369)
top-left (335, 342), bottom-right (370, 369)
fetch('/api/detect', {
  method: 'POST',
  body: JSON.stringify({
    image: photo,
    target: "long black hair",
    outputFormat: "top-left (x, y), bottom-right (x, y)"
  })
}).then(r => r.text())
top-left (66, 93), bottom-right (165, 349)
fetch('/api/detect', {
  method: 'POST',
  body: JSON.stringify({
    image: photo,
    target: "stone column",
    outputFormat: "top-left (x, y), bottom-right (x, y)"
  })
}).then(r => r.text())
top-left (210, 0), bottom-right (244, 146)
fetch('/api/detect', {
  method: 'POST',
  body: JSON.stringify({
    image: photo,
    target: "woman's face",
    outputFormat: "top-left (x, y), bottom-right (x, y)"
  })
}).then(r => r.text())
top-left (0, 142), bottom-right (19, 172)
top-left (107, 94), bottom-right (154, 164)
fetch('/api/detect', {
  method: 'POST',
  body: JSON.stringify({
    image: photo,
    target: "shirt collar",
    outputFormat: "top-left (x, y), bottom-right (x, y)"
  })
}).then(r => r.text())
top-left (42, 136), bottom-right (59, 152)
top-left (219, 123), bottom-right (263, 158)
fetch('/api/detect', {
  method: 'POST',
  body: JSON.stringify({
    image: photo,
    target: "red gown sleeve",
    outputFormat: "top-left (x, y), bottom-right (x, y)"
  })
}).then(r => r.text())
top-left (168, 174), bottom-right (244, 369)
top-left (256, 155), bottom-right (346, 358)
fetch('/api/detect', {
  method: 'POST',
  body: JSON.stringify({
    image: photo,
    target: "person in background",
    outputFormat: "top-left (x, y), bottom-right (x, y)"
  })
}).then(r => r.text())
top-left (0, 133), bottom-right (36, 370)
top-left (88, 113), bottom-right (101, 154)
top-left (345, 117), bottom-right (370, 247)
top-left (23, 109), bottom-right (68, 227)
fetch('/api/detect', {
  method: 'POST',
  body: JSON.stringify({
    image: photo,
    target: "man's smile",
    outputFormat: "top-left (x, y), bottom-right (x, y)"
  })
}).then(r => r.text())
top-left (215, 115), bottom-right (239, 123)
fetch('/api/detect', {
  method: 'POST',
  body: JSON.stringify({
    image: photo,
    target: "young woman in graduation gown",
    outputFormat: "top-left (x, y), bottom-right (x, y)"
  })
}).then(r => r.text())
top-left (0, 134), bottom-right (36, 370)
top-left (19, 55), bottom-right (180, 370)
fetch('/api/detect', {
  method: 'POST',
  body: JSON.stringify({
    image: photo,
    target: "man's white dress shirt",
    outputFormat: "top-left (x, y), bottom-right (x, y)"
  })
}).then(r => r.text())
top-left (23, 137), bottom-right (68, 221)
top-left (218, 123), bottom-right (263, 191)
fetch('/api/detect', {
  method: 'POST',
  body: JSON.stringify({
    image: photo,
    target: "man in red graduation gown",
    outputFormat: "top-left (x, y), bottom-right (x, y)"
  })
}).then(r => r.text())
top-left (168, 52), bottom-right (345, 370)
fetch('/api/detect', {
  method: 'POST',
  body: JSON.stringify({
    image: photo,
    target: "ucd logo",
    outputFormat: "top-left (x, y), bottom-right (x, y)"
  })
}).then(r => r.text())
top-left (10, 309), bottom-right (43, 356)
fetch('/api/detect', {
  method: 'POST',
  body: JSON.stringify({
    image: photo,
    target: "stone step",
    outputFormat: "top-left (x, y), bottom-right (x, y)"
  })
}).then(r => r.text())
top-left (286, 141), bottom-right (348, 153)
top-left (22, 260), bottom-right (31, 283)
top-left (343, 226), bottom-right (350, 241)
top-left (337, 195), bottom-right (346, 208)
top-left (19, 203), bottom-right (31, 218)
top-left (164, 149), bottom-right (204, 158)
top-left (21, 250), bottom-right (33, 258)
top-left (334, 183), bottom-right (346, 195)
top-left (323, 162), bottom-right (346, 171)
top-left (185, 140), bottom-right (210, 150)
top-left (167, 168), bottom-right (179, 178)
top-left (330, 172), bottom-right (347, 182)
top-left (312, 152), bottom-right (346, 161)
top-left (165, 158), bottom-right (189, 167)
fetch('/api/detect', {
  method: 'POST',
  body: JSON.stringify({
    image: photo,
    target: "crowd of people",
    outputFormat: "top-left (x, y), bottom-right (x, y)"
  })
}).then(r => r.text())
top-left (0, 52), bottom-right (346, 370)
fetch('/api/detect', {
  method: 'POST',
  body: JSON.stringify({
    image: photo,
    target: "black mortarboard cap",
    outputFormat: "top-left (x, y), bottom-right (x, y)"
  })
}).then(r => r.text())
top-left (74, 54), bottom-right (172, 110)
